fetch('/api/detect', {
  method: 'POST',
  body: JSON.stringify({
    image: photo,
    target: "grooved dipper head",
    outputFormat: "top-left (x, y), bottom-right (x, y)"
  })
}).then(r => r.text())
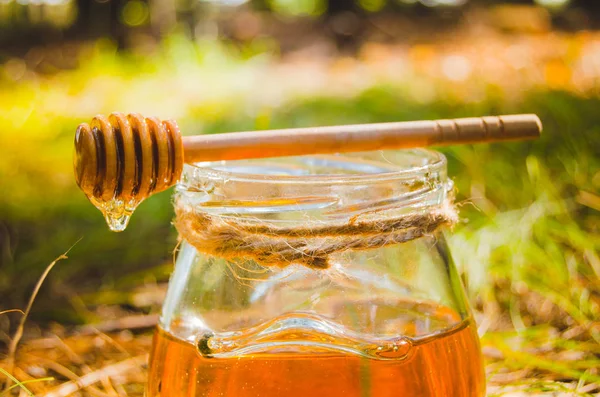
top-left (74, 112), bottom-right (184, 204)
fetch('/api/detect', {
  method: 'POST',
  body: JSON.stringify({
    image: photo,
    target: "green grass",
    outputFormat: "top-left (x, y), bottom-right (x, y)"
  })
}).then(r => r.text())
top-left (0, 367), bottom-right (53, 396)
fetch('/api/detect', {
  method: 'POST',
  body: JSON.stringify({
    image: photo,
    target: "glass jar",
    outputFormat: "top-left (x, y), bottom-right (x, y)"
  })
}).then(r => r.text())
top-left (147, 149), bottom-right (485, 397)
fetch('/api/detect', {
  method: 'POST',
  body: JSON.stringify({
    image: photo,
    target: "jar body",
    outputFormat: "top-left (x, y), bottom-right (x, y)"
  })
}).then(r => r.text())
top-left (148, 151), bottom-right (485, 397)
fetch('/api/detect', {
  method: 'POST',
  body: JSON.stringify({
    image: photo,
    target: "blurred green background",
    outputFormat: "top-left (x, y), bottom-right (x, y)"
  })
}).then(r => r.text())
top-left (0, 0), bottom-right (599, 385)
top-left (0, 0), bottom-right (600, 395)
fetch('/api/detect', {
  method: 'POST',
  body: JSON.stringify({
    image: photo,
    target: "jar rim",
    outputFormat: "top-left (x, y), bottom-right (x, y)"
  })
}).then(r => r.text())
top-left (180, 149), bottom-right (447, 186)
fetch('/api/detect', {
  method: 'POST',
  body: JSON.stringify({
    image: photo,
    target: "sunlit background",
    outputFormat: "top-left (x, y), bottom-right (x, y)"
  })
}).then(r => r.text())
top-left (1, 0), bottom-right (599, 395)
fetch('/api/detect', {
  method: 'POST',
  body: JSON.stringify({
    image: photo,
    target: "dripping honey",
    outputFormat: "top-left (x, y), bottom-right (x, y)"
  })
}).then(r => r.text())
top-left (147, 318), bottom-right (485, 397)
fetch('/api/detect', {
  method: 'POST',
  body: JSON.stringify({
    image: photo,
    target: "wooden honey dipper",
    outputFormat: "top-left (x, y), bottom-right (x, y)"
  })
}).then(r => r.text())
top-left (74, 113), bottom-right (541, 231)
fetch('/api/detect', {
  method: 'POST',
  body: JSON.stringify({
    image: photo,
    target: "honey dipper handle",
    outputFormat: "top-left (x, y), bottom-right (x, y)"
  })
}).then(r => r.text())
top-left (183, 114), bottom-right (542, 162)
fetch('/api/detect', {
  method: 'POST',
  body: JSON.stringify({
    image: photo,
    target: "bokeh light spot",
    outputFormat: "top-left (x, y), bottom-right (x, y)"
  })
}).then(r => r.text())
top-left (420, 0), bottom-right (466, 7)
top-left (534, 0), bottom-right (570, 9)
top-left (358, 0), bottom-right (386, 13)
top-left (268, 0), bottom-right (325, 17)
top-left (3, 58), bottom-right (27, 81)
top-left (121, 0), bottom-right (149, 27)
top-left (210, 0), bottom-right (248, 5)
top-left (545, 60), bottom-right (571, 88)
top-left (442, 55), bottom-right (472, 82)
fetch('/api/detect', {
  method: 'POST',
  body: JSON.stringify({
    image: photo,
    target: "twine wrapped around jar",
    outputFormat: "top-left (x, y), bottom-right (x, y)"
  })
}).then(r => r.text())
top-left (174, 198), bottom-right (458, 270)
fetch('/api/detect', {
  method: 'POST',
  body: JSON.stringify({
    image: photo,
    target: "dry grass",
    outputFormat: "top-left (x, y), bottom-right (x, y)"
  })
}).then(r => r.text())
top-left (1, 269), bottom-right (598, 396)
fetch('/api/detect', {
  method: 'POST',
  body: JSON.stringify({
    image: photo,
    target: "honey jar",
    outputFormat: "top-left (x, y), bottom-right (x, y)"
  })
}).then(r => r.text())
top-left (147, 149), bottom-right (485, 397)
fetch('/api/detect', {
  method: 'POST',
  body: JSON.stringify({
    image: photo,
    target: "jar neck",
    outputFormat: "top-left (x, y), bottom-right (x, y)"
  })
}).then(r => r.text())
top-left (175, 150), bottom-right (451, 224)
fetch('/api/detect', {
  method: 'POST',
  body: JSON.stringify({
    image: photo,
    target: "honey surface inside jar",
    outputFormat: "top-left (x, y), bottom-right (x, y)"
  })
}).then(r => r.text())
top-left (147, 318), bottom-right (485, 397)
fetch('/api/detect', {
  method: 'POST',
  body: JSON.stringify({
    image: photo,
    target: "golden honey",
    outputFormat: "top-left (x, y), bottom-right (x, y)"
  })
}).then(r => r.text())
top-left (147, 317), bottom-right (484, 397)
